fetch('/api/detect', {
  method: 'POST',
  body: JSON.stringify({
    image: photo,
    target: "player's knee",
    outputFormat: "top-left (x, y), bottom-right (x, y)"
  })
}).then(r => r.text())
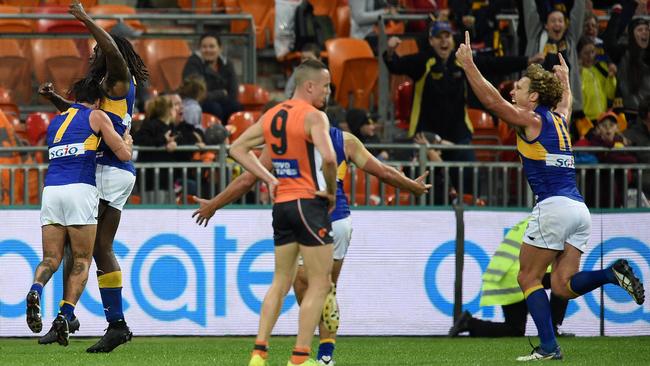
top-left (517, 270), bottom-right (533, 289)
top-left (41, 255), bottom-right (62, 272)
top-left (551, 278), bottom-right (573, 299)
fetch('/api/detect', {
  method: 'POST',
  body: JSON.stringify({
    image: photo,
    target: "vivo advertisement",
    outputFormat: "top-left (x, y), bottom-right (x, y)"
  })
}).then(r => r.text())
top-left (1, 209), bottom-right (649, 336)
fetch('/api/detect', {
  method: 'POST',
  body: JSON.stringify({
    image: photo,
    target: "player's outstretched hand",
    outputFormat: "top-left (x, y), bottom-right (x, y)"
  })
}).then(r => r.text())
top-left (69, 0), bottom-right (89, 21)
top-left (192, 196), bottom-right (216, 227)
top-left (315, 190), bottom-right (336, 214)
top-left (553, 53), bottom-right (570, 85)
top-left (38, 82), bottom-right (54, 99)
top-left (413, 171), bottom-right (432, 196)
top-left (455, 31), bottom-right (473, 69)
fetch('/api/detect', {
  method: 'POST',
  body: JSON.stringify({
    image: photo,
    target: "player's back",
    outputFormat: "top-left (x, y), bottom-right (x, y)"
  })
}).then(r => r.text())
top-left (262, 99), bottom-right (324, 203)
top-left (96, 77), bottom-right (136, 174)
top-left (516, 105), bottom-right (582, 202)
top-left (45, 104), bottom-right (100, 187)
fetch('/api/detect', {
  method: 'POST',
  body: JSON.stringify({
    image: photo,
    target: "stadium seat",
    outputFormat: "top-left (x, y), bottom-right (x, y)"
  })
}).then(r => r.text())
top-left (25, 112), bottom-right (54, 146)
top-left (35, 5), bottom-right (87, 34)
top-left (467, 108), bottom-right (495, 131)
top-left (238, 84), bottom-right (270, 112)
top-left (225, 0), bottom-right (274, 49)
top-left (394, 80), bottom-right (413, 130)
top-left (138, 39), bottom-right (192, 93)
top-left (1, 0), bottom-right (39, 8)
top-left (0, 39), bottom-right (31, 104)
top-left (395, 38), bottom-right (419, 56)
top-left (42, 0), bottom-right (98, 7)
top-left (177, 0), bottom-right (223, 13)
top-left (326, 38), bottom-right (378, 109)
top-left (202, 112), bottom-right (222, 130)
top-left (334, 4), bottom-right (350, 37)
top-left (88, 5), bottom-right (145, 33)
top-left (310, 0), bottom-right (337, 18)
top-left (31, 38), bottom-right (85, 96)
top-left (227, 111), bottom-right (256, 142)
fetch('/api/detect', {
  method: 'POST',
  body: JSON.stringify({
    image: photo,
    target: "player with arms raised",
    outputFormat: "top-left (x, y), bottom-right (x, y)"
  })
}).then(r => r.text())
top-left (456, 31), bottom-right (645, 361)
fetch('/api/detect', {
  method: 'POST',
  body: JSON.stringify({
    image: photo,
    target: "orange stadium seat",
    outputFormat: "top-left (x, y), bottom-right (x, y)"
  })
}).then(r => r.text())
top-left (36, 5), bottom-right (87, 34)
top-left (42, 0), bottom-right (98, 7)
top-left (467, 108), bottom-right (495, 131)
top-left (227, 111), bottom-right (255, 142)
top-left (1, 0), bottom-right (39, 7)
top-left (395, 38), bottom-right (419, 56)
top-left (138, 39), bottom-right (192, 93)
top-left (0, 39), bottom-right (31, 104)
top-left (31, 39), bottom-right (85, 96)
top-left (468, 109), bottom-right (500, 161)
top-left (202, 112), bottom-right (221, 130)
top-left (310, 0), bottom-right (337, 18)
top-left (334, 4), bottom-right (350, 37)
top-left (88, 5), bottom-right (145, 33)
top-left (177, 0), bottom-right (223, 13)
top-left (326, 38), bottom-right (378, 109)
top-left (238, 84), bottom-right (270, 111)
top-left (225, 0), bottom-right (274, 49)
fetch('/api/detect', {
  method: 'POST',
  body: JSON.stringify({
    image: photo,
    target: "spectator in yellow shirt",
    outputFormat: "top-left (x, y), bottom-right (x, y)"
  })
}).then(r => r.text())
top-left (578, 36), bottom-right (617, 121)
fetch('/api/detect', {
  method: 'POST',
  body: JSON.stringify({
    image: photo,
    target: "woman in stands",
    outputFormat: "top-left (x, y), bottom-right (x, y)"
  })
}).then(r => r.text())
top-left (182, 33), bottom-right (242, 123)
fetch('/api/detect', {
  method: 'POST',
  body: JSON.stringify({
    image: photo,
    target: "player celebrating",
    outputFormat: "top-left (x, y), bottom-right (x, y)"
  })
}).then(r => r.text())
top-left (26, 78), bottom-right (132, 346)
top-left (193, 126), bottom-right (431, 365)
top-left (455, 31), bottom-right (645, 361)
top-left (228, 59), bottom-right (338, 366)
top-left (37, 0), bottom-right (148, 352)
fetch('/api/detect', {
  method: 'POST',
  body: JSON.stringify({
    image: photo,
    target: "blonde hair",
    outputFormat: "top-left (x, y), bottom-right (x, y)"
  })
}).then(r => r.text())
top-left (524, 64), bottom-right (564, 109)
top-left (178, 75), bottom-right (207, 102)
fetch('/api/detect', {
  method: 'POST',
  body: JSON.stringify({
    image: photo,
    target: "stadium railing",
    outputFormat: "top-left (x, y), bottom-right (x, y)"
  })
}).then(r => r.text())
top-left (2, 144), bottom-right (649, 209)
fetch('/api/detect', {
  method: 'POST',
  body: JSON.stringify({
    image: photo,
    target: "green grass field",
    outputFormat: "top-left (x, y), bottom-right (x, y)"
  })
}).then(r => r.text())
top-left (1, 336), bottom-right (648, 365)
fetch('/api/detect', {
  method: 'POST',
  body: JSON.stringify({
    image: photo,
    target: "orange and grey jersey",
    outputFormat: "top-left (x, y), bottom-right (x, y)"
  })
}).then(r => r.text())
top-left (262, 99), bottom-right (325, 203)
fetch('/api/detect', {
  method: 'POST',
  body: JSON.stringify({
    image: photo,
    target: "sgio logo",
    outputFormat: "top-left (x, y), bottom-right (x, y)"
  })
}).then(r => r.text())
top-left (49, 143), bottom-right (85, 160)
top-left (0, 227), bottom-right (296, 326)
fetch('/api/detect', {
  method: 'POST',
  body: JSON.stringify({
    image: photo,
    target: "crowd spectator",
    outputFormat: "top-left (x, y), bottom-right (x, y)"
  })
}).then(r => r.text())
top-left (134, 95), bottom-right (177, 203)
top-left (350, 0), bottom-right (397, 54)
top-left (346, 108), bottom-right (388, 160)
top-left (383, 21), bottom-right (535, 159)
top-left (523, 0), bottom-right (585, 113)
top-left (578, 36), bottom-right (617, 121)
top-left (449, 0), bottom-right (514, 53)
top-left (624, 96), bottom-right (650, 195)
top-left (178, 75), bottom-right (208, 132)
top-left (182, 33), bottom-right (242, 123)
top-left (603, 6), bottom-right (650, 122)
top-left (582, 12), bottom-right (610, 64)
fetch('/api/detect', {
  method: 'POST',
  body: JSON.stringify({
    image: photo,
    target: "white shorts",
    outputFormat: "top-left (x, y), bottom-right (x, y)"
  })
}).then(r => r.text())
top-left (524, 196), bottom-right (591, 252)
top-left (41, 183), bottom-right (99, 226)
top-left (299, 216), bottom-right (353, 265)
top-left (332, 216), bottom-right (352, 260)
top-left (96, 164), bottom-right (136, 211)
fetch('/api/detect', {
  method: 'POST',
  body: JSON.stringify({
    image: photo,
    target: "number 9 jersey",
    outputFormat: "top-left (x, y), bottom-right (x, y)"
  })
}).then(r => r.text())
top-left (262, 99), bottom-right (326, 203)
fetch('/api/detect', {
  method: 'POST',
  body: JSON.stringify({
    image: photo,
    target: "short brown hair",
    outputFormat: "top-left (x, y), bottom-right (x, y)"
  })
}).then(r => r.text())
top-left (178, 75), bottom-right (207, 102)
top-left (524, 64), bottom-right (564, 109)
top-left (294, 59), bottom-right (328, 88)
top-left (145, 95), bottom-right (173, 122)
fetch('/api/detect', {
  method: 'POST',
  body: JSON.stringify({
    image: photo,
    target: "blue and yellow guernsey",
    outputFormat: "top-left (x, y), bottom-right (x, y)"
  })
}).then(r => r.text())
top-left (96, 78), bottom-right (136, 175)
top-left (516, 105), bottom-right (583, 203)
top-left (329, 127), bottom-right (351, 222)
top-left (45, 104), bottom-right (100, 187)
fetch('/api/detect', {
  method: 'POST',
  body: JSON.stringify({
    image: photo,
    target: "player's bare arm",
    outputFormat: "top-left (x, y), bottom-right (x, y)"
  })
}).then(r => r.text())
top-left (553, 53), bottom-right (572, 119)
top-left (91, 110), bottom-right (132, 161)
top-left (229, 120), bottom-right (279, 198)
top-left (343, 132), bottom-right (431, 196)
top-left (456, 31), bottom-right (541, 130)
top-left (307, 111), bottom-right (337, 211)
top-left (38, 82), bottom-right (72, 112)
top-left (69, 0), bottom-right (130, 96)
top-left (193, 148), bottom-right (272, 227)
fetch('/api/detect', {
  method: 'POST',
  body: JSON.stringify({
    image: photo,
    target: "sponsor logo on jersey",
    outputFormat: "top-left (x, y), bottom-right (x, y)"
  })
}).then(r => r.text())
top-left (272, 159), bottom-right (300, 178)
top-left (545, 153), bottom-right (574, 169)
top-left (49, 143), bottom-right (85, 160)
